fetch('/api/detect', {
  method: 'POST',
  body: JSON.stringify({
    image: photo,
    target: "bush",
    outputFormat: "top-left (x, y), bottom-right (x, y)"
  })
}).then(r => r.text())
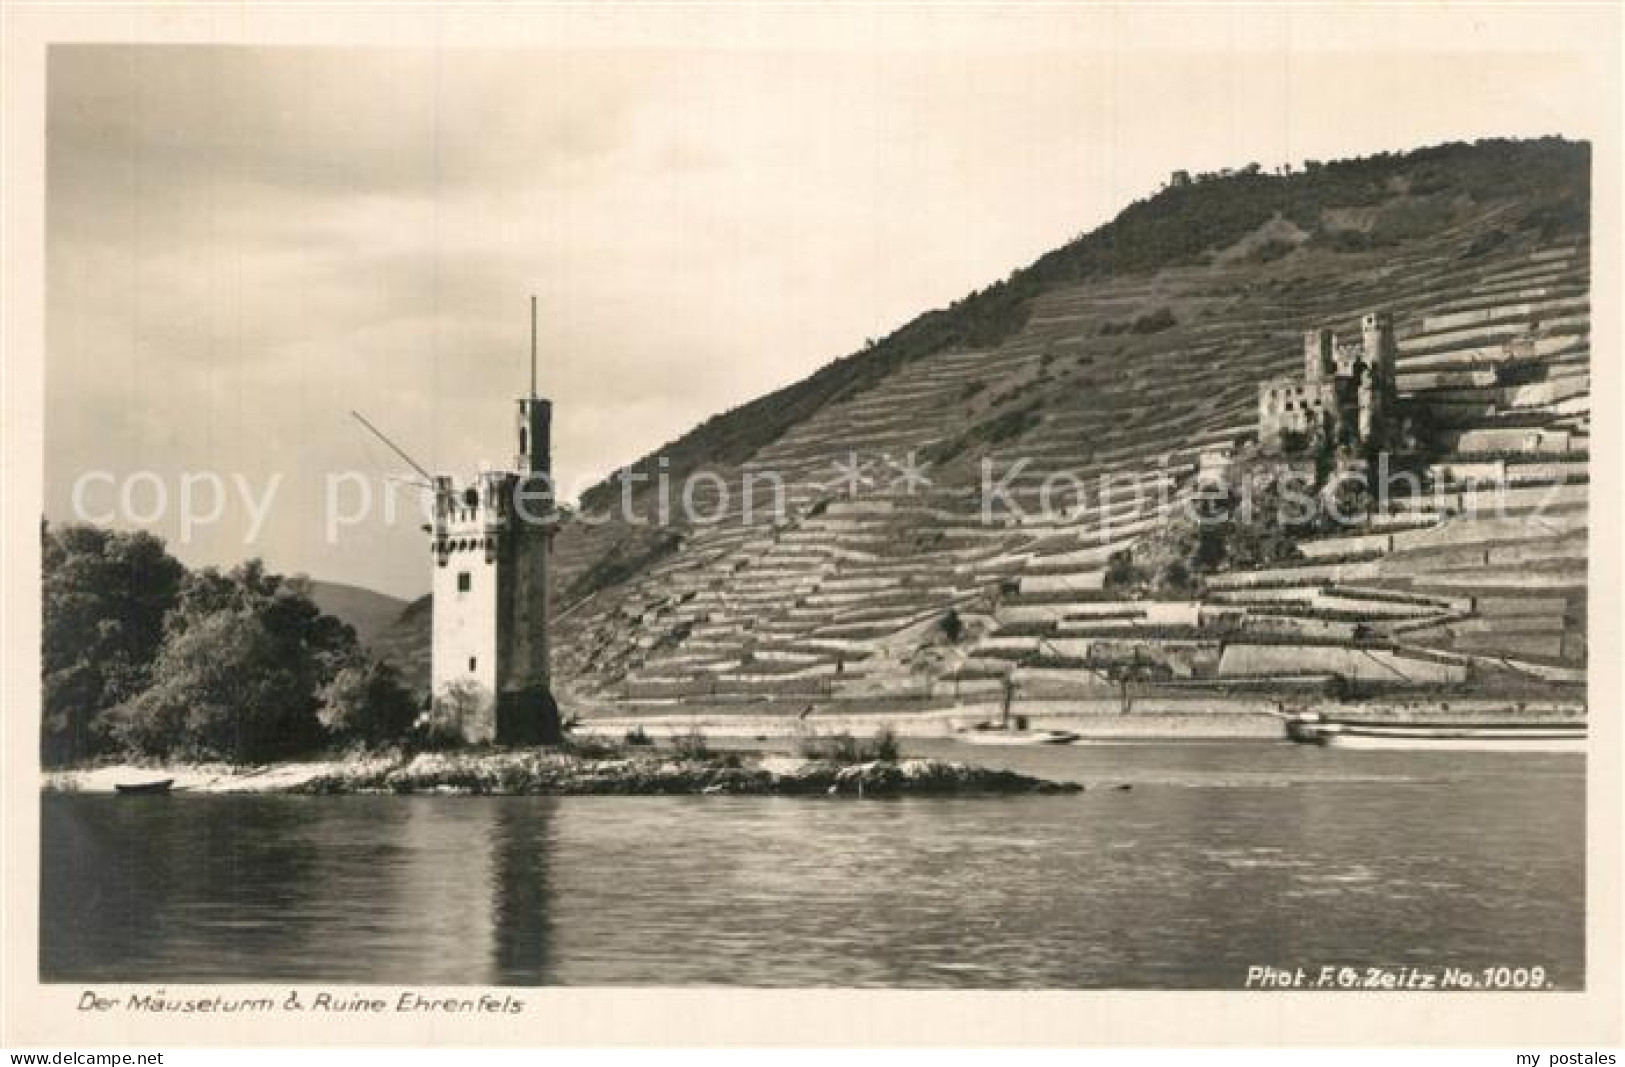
top-left (1104, 549), bottom-right (1150, 595)
top-left (623, 725), bottom-right (653, 746)
top-left (982, 401), bottom-right (1044, 444)
top-left (796, 728), bottom-right (900, 763)
top-left (672, 728), bottom-right (711, 760)
top-left (940, 608), bottom-right (965, 643)
top-left (321, 657), bottom-right (418, 748)
top-left (411, 715), bottom-right (466, 752)
top-left (562, 735), bottom-right (623, 759)
top-left (1246, 238), bottom-right (1298, 264)
top-left (1101, 307), bottom-right (1178, 336)
top-left (428, 677), bottom-right (487, 744)
top-left (1316, 227), bottom-right (1374, 253)
top-left (1460, 228), bottom-right (1510, 259)
top-left (1130, 307), bottom-right (1177, 334)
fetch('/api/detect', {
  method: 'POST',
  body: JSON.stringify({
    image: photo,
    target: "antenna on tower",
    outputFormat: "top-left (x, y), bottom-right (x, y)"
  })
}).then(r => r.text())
top-left (350, 410), bottom-right (434, 485)
top-left (529, 294), bottom-right (538, 399)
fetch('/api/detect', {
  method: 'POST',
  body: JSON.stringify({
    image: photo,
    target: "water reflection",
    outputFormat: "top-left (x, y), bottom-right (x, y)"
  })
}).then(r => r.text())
top-left (40, 746), bottom-right (1585, 988)
top-left (490, 799), bottom-right (557, 985)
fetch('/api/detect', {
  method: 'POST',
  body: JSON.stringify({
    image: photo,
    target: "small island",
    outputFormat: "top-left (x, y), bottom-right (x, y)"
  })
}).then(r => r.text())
top-left (45, 742), bottom-right (1082, 798)
top-left (298, 748), bottom-right (1082, 797)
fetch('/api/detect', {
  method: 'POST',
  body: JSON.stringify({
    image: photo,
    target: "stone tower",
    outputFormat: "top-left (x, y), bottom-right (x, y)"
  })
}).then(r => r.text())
top-left (429, 298), bottom-right (561, 745)
top-left (1303, 327), bottom-right (1335, 384)
top-left (1357, 310), bottom-right (1398, 446)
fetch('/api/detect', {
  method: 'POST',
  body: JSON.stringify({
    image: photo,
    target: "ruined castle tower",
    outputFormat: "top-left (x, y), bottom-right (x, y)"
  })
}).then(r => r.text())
top-left (429, 298), bottom-right (560, 744)
top-left (1357, 310), bottom-right (1398, 446)
top-left (1258, 310), bottom-right (1399, 453)
top-left (1303, 327), bottom-right (1336, 385)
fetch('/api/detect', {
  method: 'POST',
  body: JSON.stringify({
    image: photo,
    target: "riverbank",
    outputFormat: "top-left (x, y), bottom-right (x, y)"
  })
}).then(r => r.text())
top-left (42, 749), bottom-right (1082, 797)
top-left (567, 697), bottom-right (1586, 742)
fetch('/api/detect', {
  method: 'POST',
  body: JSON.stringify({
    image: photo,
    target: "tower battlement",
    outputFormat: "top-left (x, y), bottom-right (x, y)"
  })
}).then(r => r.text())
top-left (431, 470), bottom-right (554, 547)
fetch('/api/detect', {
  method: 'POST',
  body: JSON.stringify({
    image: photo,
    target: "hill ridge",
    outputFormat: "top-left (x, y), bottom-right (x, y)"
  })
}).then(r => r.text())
top-left (371, 136), bottom-right (1589, 717)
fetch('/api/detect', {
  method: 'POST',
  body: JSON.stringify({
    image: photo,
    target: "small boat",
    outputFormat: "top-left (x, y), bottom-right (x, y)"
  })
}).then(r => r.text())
top-left (959, 678), bottom-right (1081, 745)
top-left (114, 778), bottom-right (175, 795)
top-left (959, 727), bottom-right (1081, 746)
top-left (1287, 714), bottom-right (1585, 752)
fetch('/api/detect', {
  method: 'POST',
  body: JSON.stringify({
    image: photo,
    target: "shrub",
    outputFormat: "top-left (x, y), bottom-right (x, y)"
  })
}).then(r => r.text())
top-left (1103, 549), bottom-right (1149, 595)
top-left (563, 735), bottom-right (623, 759)
top-left (1130, 308), bottom-right (1177, 334)
top-left (1246, 238), bottom-right (1298, 264)
top-left (981, 402), bottom-right (1044, 444)
top-left (940, 608), bottom-right (966, 643)
top-left (623, 725), bottom-right (653, 746)
top-left (796, 728), bottom-right (900, 763)
top-left (1316, 227), bottom-right (1373, 253)
top-left (411, 716), bottom-right (466, 752)
top-left (1460, 228), bottom-right (1510, 259)
top-left (672, 728), bottom-right (710, 760)
top-left (428, 677), bottom-right (487, 744)
top-left (796, 731), bottom-right (859, 762)
top-left (321, 657), bottom-right (418, 748)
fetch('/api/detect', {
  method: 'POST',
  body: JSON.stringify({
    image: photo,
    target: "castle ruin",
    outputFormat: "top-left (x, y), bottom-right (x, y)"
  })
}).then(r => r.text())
top-left (1257, 311), bottom-right (1398, 453)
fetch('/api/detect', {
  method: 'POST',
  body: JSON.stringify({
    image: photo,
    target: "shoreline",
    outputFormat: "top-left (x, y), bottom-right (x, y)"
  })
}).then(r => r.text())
top-left (41, 750), bottom-right (1083, 797)
top-left (40, 698), bottom-right (1586, 796)
top-left (568, 697), bottom-right (1587, 742)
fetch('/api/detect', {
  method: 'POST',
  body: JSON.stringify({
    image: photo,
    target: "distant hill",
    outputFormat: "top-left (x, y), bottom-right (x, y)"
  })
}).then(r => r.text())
top-left (372, 136), bottom-right (1590, 710)
top-left (580, 137), bottom-right (1587, 515)
top-left (306, 580), bottom-right (410, 651)
top-left (370, 592), bottom-right (431, 694)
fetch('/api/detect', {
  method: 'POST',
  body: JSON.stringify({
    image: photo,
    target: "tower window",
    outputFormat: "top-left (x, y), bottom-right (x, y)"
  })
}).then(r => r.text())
top-left (469, 656), bottom-right (477, 672)
top-left (519, 427), bottom-right (528, 454)
top-left (457, 571), bottom-right (471, 592)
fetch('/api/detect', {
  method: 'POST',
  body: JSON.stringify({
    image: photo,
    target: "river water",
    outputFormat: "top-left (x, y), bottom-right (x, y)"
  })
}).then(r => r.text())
top-left (40, 741), bottom-right (1584, 988)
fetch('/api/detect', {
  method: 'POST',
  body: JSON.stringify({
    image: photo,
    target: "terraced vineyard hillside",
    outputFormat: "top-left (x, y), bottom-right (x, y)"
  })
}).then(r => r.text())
top-left (376, 138), bottom-right (1590, 722)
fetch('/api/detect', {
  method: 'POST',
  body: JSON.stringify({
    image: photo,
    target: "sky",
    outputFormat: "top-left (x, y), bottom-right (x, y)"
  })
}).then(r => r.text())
top-left (43, 10), bottom-right (1609, 598)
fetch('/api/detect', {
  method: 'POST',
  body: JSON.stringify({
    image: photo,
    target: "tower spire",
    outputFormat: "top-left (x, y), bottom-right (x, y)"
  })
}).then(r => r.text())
top-left (529, 294), bottom-right (538, 399)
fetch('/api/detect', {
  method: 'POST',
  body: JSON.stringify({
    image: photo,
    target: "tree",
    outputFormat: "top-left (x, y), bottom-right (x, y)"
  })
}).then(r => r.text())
top-left (1101, 649), bottom-right (1158, 714)
top-left (101, 560), bottom-right (357, 762)
top-left (103, 609), bottom-right (324, 761)
top-left (166, 561), bottom-right (356, 680)
top-left (1318, 468), bottom-right (1374, 531)
top-left (1155, 559), bottom-right (1195, 596)
top-left (41, 523), bottom-right (184, 764)
top-left (1110, 459), bottom-right (1312, 596)
top-left (321, 657), bottom-right (418, 748)
top-left (1104, 550), bottom-right (1150, 595)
